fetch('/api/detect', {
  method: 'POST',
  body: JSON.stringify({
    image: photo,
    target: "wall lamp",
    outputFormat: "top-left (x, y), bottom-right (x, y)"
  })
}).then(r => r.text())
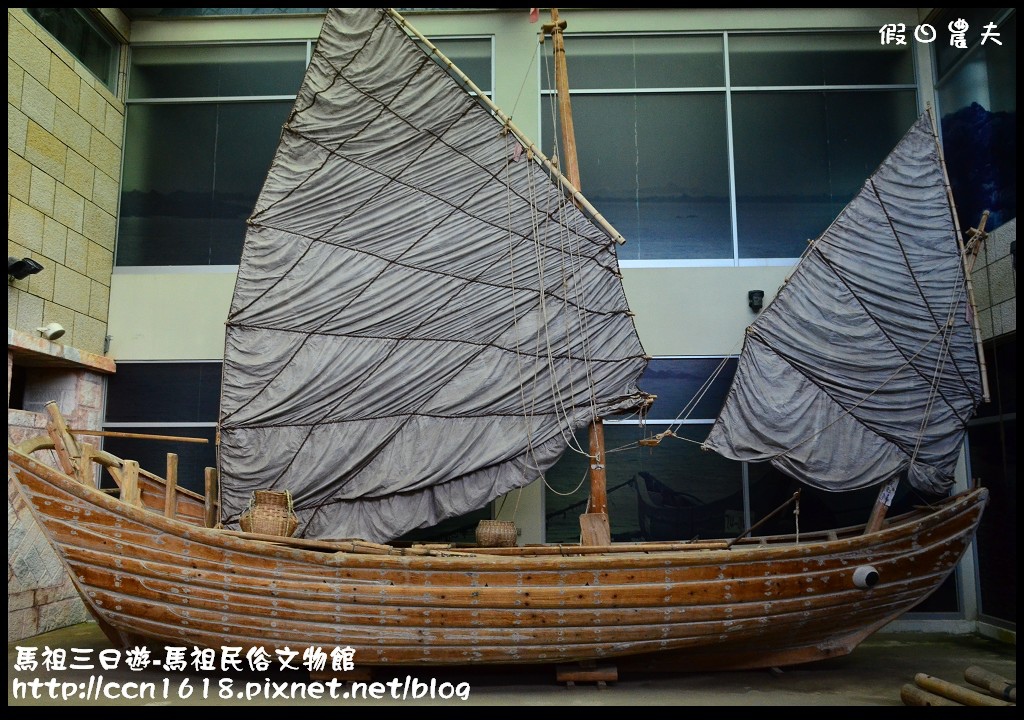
top-left (37, 322), bottom-right (66, 341)
top-left (8, 256), bottom-right (44, 280)
top-left (748, 290), bottom-right (764, 313)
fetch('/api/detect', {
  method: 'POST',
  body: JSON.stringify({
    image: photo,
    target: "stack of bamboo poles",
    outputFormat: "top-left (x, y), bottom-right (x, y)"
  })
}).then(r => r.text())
top-left (901, 666), bottom-right (1016, 706)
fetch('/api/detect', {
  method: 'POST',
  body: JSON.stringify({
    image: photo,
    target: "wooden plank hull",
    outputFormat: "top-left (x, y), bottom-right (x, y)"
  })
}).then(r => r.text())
top-left (8, 447), bottom-right (987, 670)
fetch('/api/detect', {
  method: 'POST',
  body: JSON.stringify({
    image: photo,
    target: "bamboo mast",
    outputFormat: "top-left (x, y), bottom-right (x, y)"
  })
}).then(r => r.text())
top-left (541, 9), bottom-right (611, 546)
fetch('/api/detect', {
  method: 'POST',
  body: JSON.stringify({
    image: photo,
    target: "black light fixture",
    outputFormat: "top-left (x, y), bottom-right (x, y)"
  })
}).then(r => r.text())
top-left (8, 256), bottom-right (44, 280)
top-left (748, 289), bottom-right (764, 313)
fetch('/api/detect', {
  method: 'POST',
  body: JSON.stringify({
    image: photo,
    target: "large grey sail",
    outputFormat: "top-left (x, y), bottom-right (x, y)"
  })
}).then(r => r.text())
top-left (218, 8), bottom-right (648, 541)
top-left (704, 113), bottom-right (983, 495)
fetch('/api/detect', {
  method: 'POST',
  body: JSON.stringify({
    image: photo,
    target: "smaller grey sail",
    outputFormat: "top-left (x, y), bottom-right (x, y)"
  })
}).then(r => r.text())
top-left (704, 113), bottom-right (983, 495)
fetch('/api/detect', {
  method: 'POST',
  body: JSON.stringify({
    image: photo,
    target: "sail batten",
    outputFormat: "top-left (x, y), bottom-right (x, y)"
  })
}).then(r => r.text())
top-left (704, 113), bottom-right (983, 495)
top-left (219, 8), bottom-right (648, 542)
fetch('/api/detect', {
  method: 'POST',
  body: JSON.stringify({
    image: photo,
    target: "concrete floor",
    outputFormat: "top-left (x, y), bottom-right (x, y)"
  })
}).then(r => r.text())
top-left (8, 622), bottom-right (1016, 706)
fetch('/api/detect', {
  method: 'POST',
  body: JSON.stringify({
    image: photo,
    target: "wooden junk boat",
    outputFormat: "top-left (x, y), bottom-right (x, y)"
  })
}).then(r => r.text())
top-left (8, 8), bottom-right (989, 673)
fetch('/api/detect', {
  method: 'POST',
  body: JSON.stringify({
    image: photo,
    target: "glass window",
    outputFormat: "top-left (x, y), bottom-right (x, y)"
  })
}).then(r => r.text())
top-left (546, 357), bottom-right (742, 542)
top-left (545, 422), bottom-right (744, 543)
top-left (549, 35), bottom-right (724, 90)
top-left (934, 8), bottom-right (1012, 80)
top-left (27, 8), bottom-right (119, 91)
top-left (118, 36), bottom-right (492, 267)
top-left (634, 356), bottom-right (738, 420)
top-left (100, 427), bottom-right (217, 495)
top-left (937, 10), bottom-right (1016, 233)
top-left (969, 335), bottom-right (1017, 623)
top-left (543, 30), bottom-right (916, 262)
top-left (118, 101), bottom-right (293, 265)
top-left (105, 362), bottom-right (222, 423)
top-left (104, 362), bottom-right (222, 493)
top-left (545, 93), bottom-right (732, 260)
top-left (128, 44), bottom-right (309, 100)
top-left (421, 38), bottom-right (492, 96)
top-left (731, 90), bottom-right (917, 258)
top-left (729, 33), bottom-right (914, 86)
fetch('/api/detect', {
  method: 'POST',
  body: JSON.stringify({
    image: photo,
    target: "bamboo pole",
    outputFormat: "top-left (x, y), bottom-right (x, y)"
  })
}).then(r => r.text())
top-left (927, 105), bottom-right (990, 403)
top-left (901, 683), bottom-right (962, 706)
top-left (914, 673), bottom-right (1013, 707)
top-left (964, 665), bottom-right (1016, 703)
top-left (44, 401), bottom-right (80, 475)
top-left (960, 211), bottom-right (991, 402)
top-left (164, 453), bottom-right (179, 519)
top-left (76, 442), bottom-right (94, 486)
top-left (69, 428), bottom-right (209, 444)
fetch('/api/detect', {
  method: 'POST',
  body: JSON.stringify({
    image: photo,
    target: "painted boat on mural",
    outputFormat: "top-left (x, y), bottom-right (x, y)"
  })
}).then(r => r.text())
top-left (8, 7), bottom-right (989, 672)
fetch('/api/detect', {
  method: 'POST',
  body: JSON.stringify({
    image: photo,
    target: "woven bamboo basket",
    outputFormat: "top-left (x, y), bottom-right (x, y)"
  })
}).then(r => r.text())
top-left (239, 490), bottom-right (299, 538)
top-left (475, 519), bottom-right (517, 547)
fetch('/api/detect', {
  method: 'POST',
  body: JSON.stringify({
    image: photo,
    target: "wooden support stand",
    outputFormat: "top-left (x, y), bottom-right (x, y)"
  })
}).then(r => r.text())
top-left (164, 453), bottom-right (179, 519)
top-left (204, 467), bottom-right (219, 528)
top-left (579, 512), bottom-right (611, 546)
top-left (556, 660), bottom-right (617, 688)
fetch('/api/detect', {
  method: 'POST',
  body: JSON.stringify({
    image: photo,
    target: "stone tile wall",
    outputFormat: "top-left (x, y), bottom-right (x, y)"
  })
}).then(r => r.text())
top-left (8, 8), bottom-right (124, 355)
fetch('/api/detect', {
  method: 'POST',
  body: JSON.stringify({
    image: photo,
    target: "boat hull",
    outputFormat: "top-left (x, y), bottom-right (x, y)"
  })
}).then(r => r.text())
top-left (9, 447), bottom-right (987, 670)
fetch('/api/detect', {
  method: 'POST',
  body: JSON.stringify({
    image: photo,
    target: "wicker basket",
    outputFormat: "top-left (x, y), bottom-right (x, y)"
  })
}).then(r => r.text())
top-left (475, 519), bottom-right (517, 547)
top-left (239, 490), bottom-right (299, 537)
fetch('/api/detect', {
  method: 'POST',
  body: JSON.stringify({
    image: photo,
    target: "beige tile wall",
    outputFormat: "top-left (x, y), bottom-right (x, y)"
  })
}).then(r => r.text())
top-left (972, 218), bottom-right (1017, 341)
top-left (7, 8), bottom-right (124, 355)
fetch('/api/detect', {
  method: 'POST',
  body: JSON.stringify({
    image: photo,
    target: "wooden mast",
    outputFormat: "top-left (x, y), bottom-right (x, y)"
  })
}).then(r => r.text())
top-left (542, 8), bottom-right (611, 546)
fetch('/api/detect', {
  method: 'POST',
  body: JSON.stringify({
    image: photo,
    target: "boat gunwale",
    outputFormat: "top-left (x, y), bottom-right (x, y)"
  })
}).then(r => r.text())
top-left (9, 445), bottom-right (988, 572)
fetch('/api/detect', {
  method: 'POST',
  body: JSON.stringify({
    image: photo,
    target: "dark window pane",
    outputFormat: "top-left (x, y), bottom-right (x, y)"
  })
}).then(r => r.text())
top-left (934, 8), bottom-right (1012, 79)
top-left (118, 101), bottom-right (291, 265)
top-left (729, 32), bottom-right (914, 86)
top-left (732, 90), bottom-right (917, 258)
top-left (424, 38), bottom-right (492, 94)
top-left (545, 424), bottom-right (743, 543)
top-left (129, 44), bottom-right (308, 99)
top-left (105, 362), bottom-right (222, 423)
top-left (968, 332), bottom-right (1015, 624)
top-left (636, 357), bottom-right (737, 420)
top-left (547, 93), bottom-right (732, 259)
top-left (631, 424), bottom-right (744, 542)
top-left (548, 35), bottom-right (724, 90)
top-left (396, 506), bottom-right (492, 545)
top-left (28, 8), bottom-right (118, 89)
top-left (100, 426), bottom-right (217, 495)
top-left (970, 417), bottom-right (1016, 622)
top-left (975, 335), bottom-right (1016, 419)
top-left (938, 12), bottom-right (1016, 233)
